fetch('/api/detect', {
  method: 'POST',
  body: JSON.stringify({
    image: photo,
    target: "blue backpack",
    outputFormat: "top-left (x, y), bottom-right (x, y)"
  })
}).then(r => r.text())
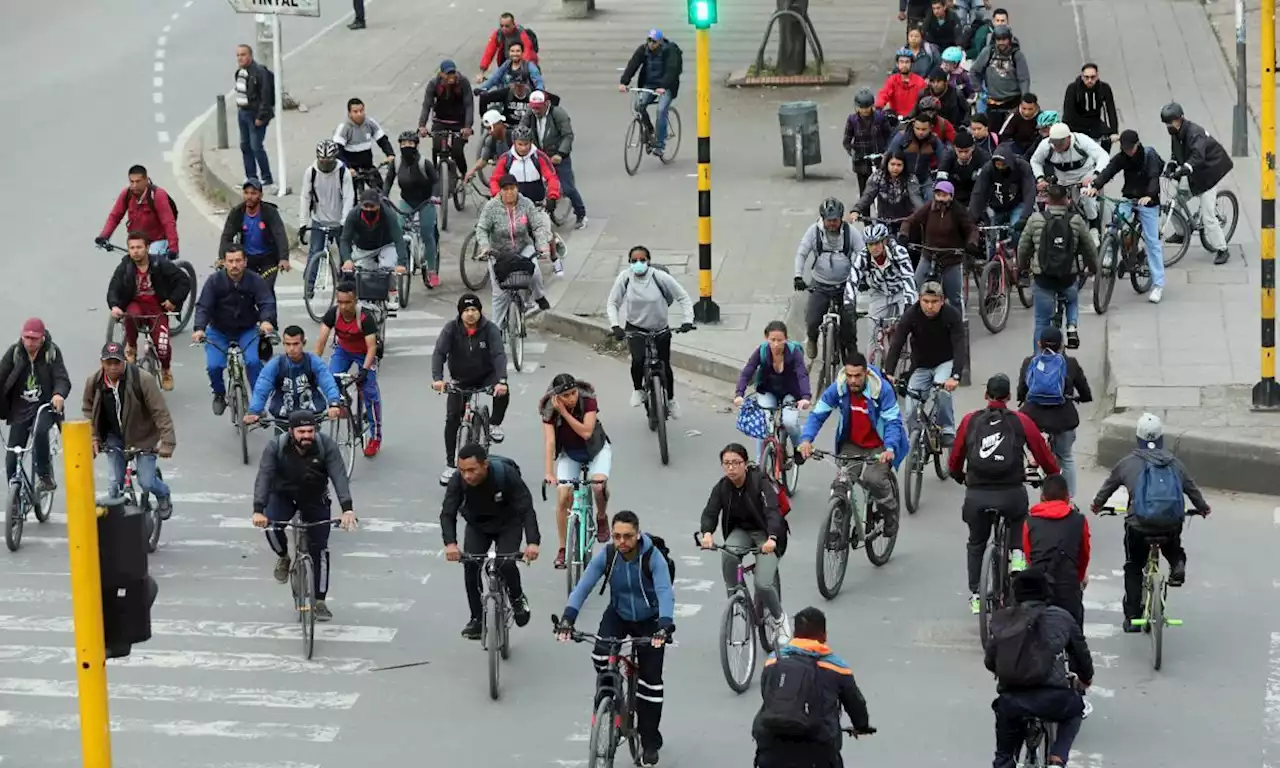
top-left (1132, 458), bottom-right (1185, 524)
top-left (751, 341), bottom-right (804, 389)
top-left (1024, 350), bottom-right (1067, 406)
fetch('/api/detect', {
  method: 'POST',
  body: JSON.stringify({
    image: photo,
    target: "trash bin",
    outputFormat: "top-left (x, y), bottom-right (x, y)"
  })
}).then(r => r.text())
top-left (779, 101), bottom-right (821, 171)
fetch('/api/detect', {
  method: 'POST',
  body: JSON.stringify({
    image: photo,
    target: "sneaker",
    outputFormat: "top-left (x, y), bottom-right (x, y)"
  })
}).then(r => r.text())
top-left (1214, 249), bottom-right (1231, 265)
top-left (641, 746), bottom-right (660, 767)
top-left (439, 466), bottom-right (457, 486)
top-left (774, 613), bottom-right (793, 646)
top-left (1148, 286), bottom-right (1163, 304)
top-left (1166, 232), bottom-right (1185, 245)
top-left (596, 512), bottom-right (609, 543)
top-left (427, 270), bottom-right (440, 289)
top-left (553, 259), bottom-right (565, 276)
top-left (1122, 618), bottom-right (1141, 633)
top-left (461, 618), bottom-right (483, 640)
top-left (805, 339), bottom-right (818, 359)
top-left (124, 345), bottom-right (137, 364)
top-left (512, 594), bottom-right (531, 627)
top-left (554, 548), bottom-right (567, 569)
top-left (211, 393), bottom-right (227, 416)
top-left (1008, 549), bottom-right (1027, 573)
top-left (574, 216), bottom-right (588, 230)
top-left (314, 600), bottom-right (333, 622)
top-left (629, 390), bottom-right (644, 407)
top-left (387, 294), bottom-right (400, 311)
top-left (667, 399), bottom-right (682, 419)
top-left (489, 425), bottom-right (505, 443)
top-left (273, 556), bottom-right (290, 584)
top-left (1169, 559), bottom-right (1186, 587)
top-left (970, 593), bottom-right (981, 615)
top-left (160, 370), bottom-right (174, 391)
top-left (1065, 326), bottom-right (1080, 350)
top-left (1081, 697), bottom-right (1093, 720)
top-left (363, 438), bottom-right (381, 458)
top-left (36, 476), bottom-right (56, 494)
top-left (156, 495), bottom-right (173, 521)
top-left (347, 19), bottom-right (366, 29)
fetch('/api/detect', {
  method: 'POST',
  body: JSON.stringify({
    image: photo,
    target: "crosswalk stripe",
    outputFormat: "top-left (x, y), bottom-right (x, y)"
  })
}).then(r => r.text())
top-left (215, 515), bottom-right (438, 533)
top-left (0, 645), bottom-right (375, 674)
top-left (0, 677), bottom-right (360, 710)
top-left (14, 536), bottom-right (435, 559)
top-left (0, 589), bottom-right (413, 614)
top-left (0, 616), bottom-right (396, 643)
top-left (383, 326), bottom-right (443, 339)
top-left (0, 710), bottom-right (340, 741)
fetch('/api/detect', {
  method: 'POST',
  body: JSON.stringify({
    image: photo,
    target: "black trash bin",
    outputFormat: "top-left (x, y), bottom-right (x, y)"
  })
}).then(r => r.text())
top-left (779, 101), bottom-right (821, 179)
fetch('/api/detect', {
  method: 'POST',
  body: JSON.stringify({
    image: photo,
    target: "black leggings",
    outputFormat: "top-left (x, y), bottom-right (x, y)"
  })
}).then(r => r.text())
top-left (626, 324), bottom-right (673, 399)
top-left (462, 523), bottom-right (524, 620)
top-left (444, 390), bottom-right (510, 467)
top-left (962, 487), bottom-right (1029, 594)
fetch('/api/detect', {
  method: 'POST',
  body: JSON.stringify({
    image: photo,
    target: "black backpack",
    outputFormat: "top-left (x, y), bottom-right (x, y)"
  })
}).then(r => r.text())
top-left (597, 534), bottom-right (676, 597)
top-left (122, 185), bottom-right (178, 222)
top-left (988, 603), bottom-right (1055, 688)
top-left (307, 165), bottom-right (349, 210)
top-left (964, 407), bottom-right (1024, 483)
top-left (757, 652), bottom-right (825, 738)
top-left (1037, 212), bottom-right (1076, 279)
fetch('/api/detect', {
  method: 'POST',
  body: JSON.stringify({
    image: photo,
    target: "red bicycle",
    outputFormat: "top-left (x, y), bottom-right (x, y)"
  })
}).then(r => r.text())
top-left (975, 224), bottom-right (1031, 334)
top-left (744, 394), bottom-right (800, 496)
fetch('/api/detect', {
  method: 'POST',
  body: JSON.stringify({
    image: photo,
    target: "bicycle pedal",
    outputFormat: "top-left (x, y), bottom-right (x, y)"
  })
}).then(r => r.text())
top-left (1165, 618), bottom-right (1183, 626)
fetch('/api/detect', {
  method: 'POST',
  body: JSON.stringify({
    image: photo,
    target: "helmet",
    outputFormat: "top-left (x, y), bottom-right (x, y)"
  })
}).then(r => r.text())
top-left (511, 125), bottom-right (534, 143)
top-left (1159, 102), bottom-right (1184, 124)
top-left (1048, 122), bottom-right (1071, 141)
top-left (863, 222), bottom-right (890, 244)
top-left (894, 47), bottom-right (914, 61)
top-left (992, 24), bottom-right (1013, 39)
top-left (917, 96), bottom-right (941, 113)
top-left (315, 139), bottom-right (340, 160)
top-left (854, 88), bottom-right (875, 108)
top-left (1035, 110), bottom-right (1061, 129)
top-left (941, 46), bottom-right (964, 64)
top-left (818, 197), bottom-right (844, 221)
top-left (481, 109), bottom-right (506, 128)
top-left (397, 130), bottom-right (420, 144)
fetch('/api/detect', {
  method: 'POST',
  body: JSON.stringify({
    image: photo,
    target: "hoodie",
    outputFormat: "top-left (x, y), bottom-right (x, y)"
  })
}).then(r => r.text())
top-left (1092, 144), bottom-right (1163, 205)
top-left (972, 40), bottom-right (1030, 103)
top-left (249, 352), bottom-right (342, 418)
top-left (430, 315), bottom-right (507, 387)
top-left (875, 72), bottom-right (927, 117)
top-left (998, 111), bottom-right (1040, 155)
top-left (563, 533), bottom-right (675, 628)
top-left (901, 198), bottom-right (980, 265)
top-left (936, 145), bottom-right (991, 206)
top-left (1090, 443), bottom-right (1210, 529)
top-left (1062, 77), bottom-right (1118, 139)
top-left (801, 365), bottom-right (910, 468)
top-left (474, 193), bottom-right (552, 257)
top-left (794, 221), bottom-right (866, 287)
top-left (605, 265), bottom-right (694, 331)
top-left (924, 11), bottom-right (963, 50)
top-left (753, 638), bottom-right (871, 753)
top-left (984, 600), bottom-right (1093, 691)
top-left (969, 144), bottom-right (1036, 220)
top-left (1023, 499), bottom-right (1091, 584)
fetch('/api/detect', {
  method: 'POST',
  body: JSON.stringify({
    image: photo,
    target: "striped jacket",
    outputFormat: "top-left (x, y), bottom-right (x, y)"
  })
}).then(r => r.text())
top-left (847, 242), bottom-right (918, 305)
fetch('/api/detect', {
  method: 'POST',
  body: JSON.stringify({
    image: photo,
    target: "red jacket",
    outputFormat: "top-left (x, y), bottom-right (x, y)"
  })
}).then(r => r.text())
top-left (947, 400), bottom-right (1060, 478)
top-left (875, 74), bottom-right (926, 117)
top-left (99, 185), bottom-right (180, 254)
top-left (931, 116), bottom-right (956, 145)
top-left (480, 27), bottom-right (539, 70)
top-left (490, 148), bottom-right (561, 200)
top-left (1023, 499), bottom-right (1091, 583)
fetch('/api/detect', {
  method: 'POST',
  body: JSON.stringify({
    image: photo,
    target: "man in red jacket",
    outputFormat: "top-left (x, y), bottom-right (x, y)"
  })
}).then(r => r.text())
top-left (1023, 473), bottom-right (1090, 628)
top-left (97, 164), bottom-right (180, 259)
top-left (876, 49), bottom-right (927, 118)
top-left (477, 13), bottom-right (539, 82)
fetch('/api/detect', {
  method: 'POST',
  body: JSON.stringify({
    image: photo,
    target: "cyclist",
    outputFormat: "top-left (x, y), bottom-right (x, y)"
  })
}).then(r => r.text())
top-left (969, 144), bottom-right (1036, 250)
top-left (753, 607), bottom-right (875, 768)
top-left (963, 7), bottom-right (1005, 63)
top-left (540, 373), bottom-right (612, 567)
top-left (417, 59), bottom-right (475, 181)
top-left (904, 27), bottom-right (939, 78)
top-left (924, 0), bottom-right (963, 50)
top-left (84, 341), bottom-right (176, 519)
top-left (902, 181), bottom-right (981, 309)
top-left (476, 174), bottom-right (556, 314)
top-left (854, 223), bottom-right (918, 331)
top-left (970, 25), bottom-right (1029, 129)
top-left (968, 113), bottom-right (1000, 155)
top-left (886, 113), bottom-right (945, 199)
top-left (797, 351), bottom-right (908, 539)
top-left (939, 46), bottom-right (975, 101)
top-left (251, 410), bottom-right (358, 623)
top-left (107, 232), bottom-right (192, 391)
top-left (883, 282), bottom-right (963, 443)
top-left (1030, 123), bottom-right (1109, 235)
top-left (441, 443), bottom-right (540, 638)
top-left (558, 509), bottom-right (674, 768)
top-left (192, 244), bottom-right (276, 416)
top-left (987, 569), bottom-right (1093, 768)
top-left (936, 131), bottom-right (990, 209)
top-left (0, 318), bottom-right (69, 491)
top-left (97, 164), bottom-right (180, 260)
top-left (699, 442), bottom-right (790, 642)
top-left (315, 283), bottom-right (383, 457)
top-left (299, 139), bottom-right (355, 299)
top-left (1083, 129), bottom-right (1167, 302)
top-left (732, 320), bottom-right (810, 457)
top-left (851, 149), bottom-right (924, 230)
top-left (246, 325), bottom-right (342, 426)
top-left (1028, 109), bottom-right (1060, 161)
top-left (948, 373), bottom-right (1059, 614)
top-left (1022, 474), bottom-right (1091, 628)
top-left (998, 92), bottom-right (1040, 157)
top-left (911, 94), bottom-right (957, 145)
top-left (463, 109), bottom-right (511, 186)
top-left (332, 97), bottom-right (396, 183)
top-left (1017, 326), bottom-right (1093, 497)
top-left (1016, 183), bottom-right (1097, 351)
top-left (488, 125), bottom-right (562, 208)
top-left (339, 189), bottom-right (409, 312)
top-left (479, 70), bottom-right (537, 129)
top-left (479, 40), bottom-right (544, 91)
top-left (1090, 412), bottom-right (1211, 632)
top-left (619, 29), bottom-right (683, 157)
top-left (1063, 63), bottom-right (1120, 153)
top-left (430, 294), bottom-right (510, 484)
top-left (875, 49), bottom-right (927, 119)
top-left (217, 178), bottom-right (291, 291)
top-left (843, 87), bottom-right (896, 197)
top-left (476, 12), bottom-right (540, 81)
top-left (1159, 102), bottom-right (1235, 265)
top-left (919, 73), bottom-right (965, 136)
top-left (525, 90), bottom-right (588, 230)
top-left (606, 245), bottom-right (695, 417)
top-left (794, 198), bottom-right (865, 363)
top-left (385, 130), bottom-right (442, 289)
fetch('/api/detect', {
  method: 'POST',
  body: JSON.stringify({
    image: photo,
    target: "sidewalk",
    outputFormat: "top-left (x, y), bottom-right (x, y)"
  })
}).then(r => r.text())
top-left (1205, 0), bottom-right (1269, 136)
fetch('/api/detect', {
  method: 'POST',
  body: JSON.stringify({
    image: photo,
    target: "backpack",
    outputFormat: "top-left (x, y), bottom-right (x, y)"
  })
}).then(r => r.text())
top-left (496, 26), bottom-right (539, 55)
top-left (487, 455), bottom-right (521, 488)
top-left (597, 534), bottom-right (677, 597)
top-left (1131, 458), bottom-right (1186, 524)
top-left (145, 185), bottom-right (179, 221)
top-left (1024, 350), bottom-right (1068, 406)
top-left (750, 341), bottom-right (804, 390)
top-left (1037, 212), bottom-right (1076, 279)
top-left (307, 165), bottom-right (348, 211)
top-left (964, 407), bottom-right (1024, 482)
top-left (757, 652), bottom-right (825, 737)
top-left (809, 223), bottom-right (855, 272)
top-left (622, 264), bottom-right (674, 306)
top-left (988, 603), bottom-right (1055, 688)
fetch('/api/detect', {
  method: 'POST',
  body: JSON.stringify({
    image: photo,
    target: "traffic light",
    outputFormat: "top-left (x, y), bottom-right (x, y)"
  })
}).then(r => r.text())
top-left (688, 0), bottom-right (717, 28)
top-left (98, 501), bottom-right (156, 659)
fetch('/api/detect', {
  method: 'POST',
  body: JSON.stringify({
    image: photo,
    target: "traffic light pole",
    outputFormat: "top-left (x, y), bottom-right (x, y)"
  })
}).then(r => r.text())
top-left (1256, 0), bottom-right (1280, 409)
top-left (693, 25), bottom-right (720, 324)
top-left (64, 420), bottom-right (112, 767)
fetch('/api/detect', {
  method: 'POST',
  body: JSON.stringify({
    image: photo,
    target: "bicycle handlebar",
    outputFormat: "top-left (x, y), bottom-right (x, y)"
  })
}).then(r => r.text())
top-left (623, 327), bottom-right (695, 340)
top-left (550, 614), bottom-right (669, 646)
top-left (540, 476), bottom-right (605, 501)
top-left (442, 383), bottom-right (496, 396)
top-left (457, 551), bottom-right (526, 563)
top-left (691, 532), bottom-right (761, 556)
top-left (96, 242), bottom-right (129, 254)
top-left (191, 331), bottom-right (279, 354)
top-left (628, 87), bottom-right (663, 95)
top-left (274, 518), bottom-right (343, 529)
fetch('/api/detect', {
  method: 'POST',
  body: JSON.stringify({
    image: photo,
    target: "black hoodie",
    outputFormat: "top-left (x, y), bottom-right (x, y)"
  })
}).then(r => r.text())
top-left (969, 144), bottom-right (1036, 220)
top-left (1093, 143), bottom-right (1163, 206)
top-left (1062, 77), bottom-right (1119, 139)
top-left (431, 315), bottom-right (507, 387)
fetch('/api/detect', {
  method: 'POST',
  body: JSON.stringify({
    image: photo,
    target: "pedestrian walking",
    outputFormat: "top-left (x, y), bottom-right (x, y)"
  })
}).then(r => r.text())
top-left (349, 0), bottom-right (366, 30)
top-left (234, 45), bottom-right (275, 190)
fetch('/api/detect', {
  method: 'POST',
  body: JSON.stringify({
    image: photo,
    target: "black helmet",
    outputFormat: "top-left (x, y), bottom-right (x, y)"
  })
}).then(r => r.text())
top-left (511, 125), bottom-right (534, 143)
top-left (397, 130), bottom-right (420, 144)
top-left (992, 24), bottom-right (1012, 39)
top-left (853, 87), bottom-right (875, 108)
top-left (917, 95), bottom-right (941, 114)
top-left (1159, 102), bottom-right (1184, 124)
top-left (818, 197), bottom-right (844, 221)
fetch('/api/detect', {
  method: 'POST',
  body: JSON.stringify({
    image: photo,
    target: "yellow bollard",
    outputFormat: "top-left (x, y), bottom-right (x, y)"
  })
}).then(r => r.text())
top-left (63, 420), bottom-right (112, 766)
top-left (1254, 0), bottom-right (1279, 408)
top-left (692, 25), bottom-right (720, 324)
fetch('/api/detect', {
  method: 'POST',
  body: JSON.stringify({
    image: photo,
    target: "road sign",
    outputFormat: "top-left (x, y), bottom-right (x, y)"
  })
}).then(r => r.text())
top-left (226, 0), bottom-right (320, 17)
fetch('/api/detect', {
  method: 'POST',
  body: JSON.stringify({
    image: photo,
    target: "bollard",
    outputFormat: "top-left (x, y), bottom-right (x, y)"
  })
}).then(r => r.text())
top-left (216, 94), bottom-right (229, 150)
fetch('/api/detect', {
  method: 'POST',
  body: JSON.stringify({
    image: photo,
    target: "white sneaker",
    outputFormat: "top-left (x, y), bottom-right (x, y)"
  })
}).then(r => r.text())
top-left (439, 466), bottom-right (457, 486)
top-left (1148, 286), bottom-right (1163, 304)
top-left (489, 425), bottom-right (505, 443)
top-left (1082, 697), bottom-right (1093, 720)
top-left (774, 613), bottom-right (793, 646)
top-left (388, 294), bottom-right (400, 311)
top-left (629, 390), bottom-right (644, 407)
top-left (553, 259), bottom-right (565, 275)
top-left (667, 399), bottom-right (682, 419)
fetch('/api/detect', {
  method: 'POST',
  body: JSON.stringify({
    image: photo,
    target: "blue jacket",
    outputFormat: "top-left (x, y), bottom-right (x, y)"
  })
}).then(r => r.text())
top-left (193, 270), bottom-right (276, 335)
top-left (249, 352), bottom-right (342, 417)
top-left (563, 533), bottom-right (675, 629)
top-left (800, 364), bottom-right (909, 468)
top-left (480, 61), bottom-right (545, 91)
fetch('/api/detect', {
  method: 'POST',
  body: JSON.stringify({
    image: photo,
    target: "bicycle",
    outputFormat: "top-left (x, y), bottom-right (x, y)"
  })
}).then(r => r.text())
top-left (974, 224), bottom-right (1031, 333)
top-left (1092, 196), bottom-right (1154, 314)
top-left (274, 517), bottom-right (342, 660)
top-left (977, 507), bottom-right (1017, 648)
top-left (809, 289), bottom-right (849, 398)
top-left (460, 550), bottom-right (526, 700)
top-left (341, 267), bottom-right (396, 360)
top-left (395, 203), bottom-right (439, 298)
top-left (898, 383), bottom-right (949, 515)
top-left (697, 535), bottom-right (784, 693)
top-left (443, 383), bottom-right (495, 458)
top-left (864, 301), bottom-right (910, 381)
top-left (809, 449), bottom-right (898, 599)
top-left (1158, 172), bottom-right (1238, 266)
top-left (542, 472), bottom-right (604, 596)
top-left (350, 164), bottom-right (388, 199)
top-left (3, 403), bottom-right (60, 552)
top-left (108, 447), bottom-right (169, 554)
top-left (97, 242), bottom-right (198, 333)
top-left (192, 333), bottom-right (276, 465)
top-left (910, 243), bottom-right (979, 314)
top-left (625, 327), bottom-right (694, 466)
top-left (299, 224), bottom-right (343, 322)
top-left (329, 372), bottom-right (368, 479)
top-left (105, 314), bottom-right (166, 389)
top-left (431, 129), bottom-right (469, 231)
top-left (495, 265), bottom-right (534, 372)
top-left (744, 394), bottom-right (800, 496)
top-left (623, 87), bottom-right (682, 176)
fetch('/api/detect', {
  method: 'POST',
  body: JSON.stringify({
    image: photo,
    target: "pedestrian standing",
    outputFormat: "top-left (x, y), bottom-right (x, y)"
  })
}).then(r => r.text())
top-left (234, 45), bottom-right (275, 190)
top-left (349, 0), bottom-right (366, 30)
top-left (524, 91), bottom-right (588, 229)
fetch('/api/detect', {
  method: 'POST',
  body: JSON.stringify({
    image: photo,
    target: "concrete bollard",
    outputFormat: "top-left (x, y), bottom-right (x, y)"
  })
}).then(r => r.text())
top-left (216, 94), bottom-right (229, 150)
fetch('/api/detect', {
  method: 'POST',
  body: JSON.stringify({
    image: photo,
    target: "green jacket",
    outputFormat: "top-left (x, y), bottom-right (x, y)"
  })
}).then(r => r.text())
top-left (965, 23), bottom-right (992, 62)
top-left (1016, 206), bottom-right (1097, 277)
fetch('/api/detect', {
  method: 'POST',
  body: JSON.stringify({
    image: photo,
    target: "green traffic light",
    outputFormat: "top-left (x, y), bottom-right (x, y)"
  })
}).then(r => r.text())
top-left (689, 0), bottom-right (717, 27)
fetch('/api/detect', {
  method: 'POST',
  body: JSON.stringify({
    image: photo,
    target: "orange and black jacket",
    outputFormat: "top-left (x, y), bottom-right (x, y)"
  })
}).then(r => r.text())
top-left (752, 639), bottom-right (871, 752)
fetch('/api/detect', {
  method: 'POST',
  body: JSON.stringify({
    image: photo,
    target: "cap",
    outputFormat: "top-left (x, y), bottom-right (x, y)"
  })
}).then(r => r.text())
top-left (927, 67), bottom-right (948, 81)
top-left (481, 109), bottom-right (506, 128)
top-left (953, 130), bottom-right (974, 149)
top-left (1048, 123), bottom-right (1071, 141)
top-left (1119, 128), bottom-right (1140, 150)
top-left (985, 373), bottom-right (1012, 400)
top-left (288, 410), bottom-right (317, 429)
top-left (439, 58), bottom-right (458, 73)
top-left (497, 173), bottom-right (518, 188)
top-left (359, 189), bottom-right (381, 205)
top-left (242, 177), bottom-right (263, 190)
top-left (21, 318), bottom-right (46, 338)
top-left (1012, 568), bottom-right (1052, 603)
top-left (101, 341), bottom-right (126, 362)
top-left (648, 28), bottom-right (664, 41)
top-left (920, 281), bottom-right (944, 297)
top-left (1136, 412), bottom-right (1164, 442)
top-left (458, 293), bottom-right (483, 313)
top-left (529, 90), bottom-right (547, 104)
top-left (934, 180), bottom-right (955, 196)
top-left (1039, 325), bottom-right (1064, 348)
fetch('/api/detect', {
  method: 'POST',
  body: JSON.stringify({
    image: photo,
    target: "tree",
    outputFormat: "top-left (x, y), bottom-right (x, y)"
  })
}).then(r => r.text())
top-left (775, 0), bottom-right (811, 75)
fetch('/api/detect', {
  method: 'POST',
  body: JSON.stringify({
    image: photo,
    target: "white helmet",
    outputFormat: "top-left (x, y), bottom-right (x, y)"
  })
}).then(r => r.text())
top-left (481, 109), bottom-right (506, 128)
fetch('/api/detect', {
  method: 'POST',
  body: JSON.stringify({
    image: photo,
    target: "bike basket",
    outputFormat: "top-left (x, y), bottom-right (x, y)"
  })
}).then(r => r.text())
top-left (736, 398), bottom-right (770, 440)
top-left (355, 271), bottom-right (392, 302)
top-left (493, 254), bottom-right (536, 282)
top-left (497, 271), bottom-right (535, 290)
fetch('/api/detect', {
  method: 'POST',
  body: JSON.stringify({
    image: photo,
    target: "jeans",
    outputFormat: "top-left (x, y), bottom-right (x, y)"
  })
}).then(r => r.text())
top-left (986, 207), bottom-right (1027, 259)
top-left (753, 393), bottom-right (803, 458)
top-left (721, 528), bottom-right (783, 619)
top-left (626, 325), bottom-right (674, 400)
top-left (5, 410), bottom-right (55, 482)
top-left (444, 389), bottom-right (509, 466)
top-left (592, 607), bottom-right (665, 752)
top-left (204, 325), bottom-right (263, 396)
top-left (992, 689), bottom-right (1085, 768)
top-left (105, 435), bottom-right (171, 501)
top-left (147, 240), bottom-right (170, 258)
top-left (305, 222), bottom-right (339, 290)
top-left (236, 109), bottom-right (273, 184)
top-left (1117, 202), bottom-right (1165, 288)
top-left (913, 256), bottom-right (964, 310)
top-left (1048, 429), bottom-right (1076, 498)
top-left (1032, 281), bottom-right (1079, 352)
top-left (1195, 183), bottom-right (1229, 252)
top-left (264, 493), bottom-right (332, 600)
top-left (352, 0), bottom-right (365, 22)
top-left (462, 523), bottom-right (525, 620)
top-left (351, 244), bottom-right (399, 270)
top-left (398, 205), bottom-right (440, 273)
top-left (633, 90), bottom-right (675, 151)
top-left (903, 361), bottom-right (955, 434)
top-left (554, 155), bottom-right (587, 219)
top-left (329, 346), bottom-right (382, 440)
top-left (489, 245), bottom-right (547, 329)
top-left (836, 442), bottom-right (900, 527)
top-left (962, 487), bottom-right (1029, 593)
top-left (1123, 522), bottom-right (1186, 619)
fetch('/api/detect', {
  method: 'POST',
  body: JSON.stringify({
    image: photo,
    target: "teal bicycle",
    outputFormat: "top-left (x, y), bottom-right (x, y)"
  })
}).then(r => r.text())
top-left (543, 470), bottom-right (604, 596)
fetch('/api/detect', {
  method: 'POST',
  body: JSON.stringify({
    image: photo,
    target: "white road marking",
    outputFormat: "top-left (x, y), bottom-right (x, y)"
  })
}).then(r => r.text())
top-left (155, 49), bottom-right (166, 59)
top-left (0, 616), bottom-right (396, 643)
top-left (157, 36), bottom-right (167, 45)
top-left (1088, 685), bottom-right (1115, 698)
top-left (0, 589), bottom-right (411, 614)
top-left (153, 76), bottom-right (164, 88)
top-left (0, 645), bottom-right (375, 674)
top-left (382, 326), bottom-right (444, 340)
top-left (155, 113), bottom-right (166, 124)
top-left (154, 93), bottom-right (164, 104)
top-left (678, 555), bottom-right (704, 567)
top-left (154, 61), bottom-right (164, 72)
top-left (673, 578), bottom-right (715, 593)
top-left (174, 492), bottom-right (251, 504)
top-left (674, 604), bottom-right (702, 618)
top-left (0, 710), bottom-right (338, 741)
top-left (1089, 651), bottom-right (1120, 669)
top-left (1273, 506), bottom-right (1280, 526)
top-left (157, 131), bottom-right (171, 145)
top-left (215, 515), bottom-right (438, 533)
top-left (1084, 623), bottom-right (1119, 640)
top-left (0, 678), bottom-right (360, 710)
top-left (1082, 599), bottom-right (1123, 613)
top-left (1264, 633), bottom-right (1280, 767)
top-left (171, 11), bottom-right (180, 19)
top-left (162, 24), bottom-right (171, 32)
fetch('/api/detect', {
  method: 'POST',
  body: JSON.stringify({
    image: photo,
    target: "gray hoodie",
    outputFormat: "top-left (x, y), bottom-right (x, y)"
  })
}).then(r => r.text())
top-left (972, 40), bottom-right (1030, 103)
top-left (606, 267), bottom-right (694, 331)
top-left (794, 221), bottom-right (866, 287)
top-left (1091, 443), bottom-right (1209, 529)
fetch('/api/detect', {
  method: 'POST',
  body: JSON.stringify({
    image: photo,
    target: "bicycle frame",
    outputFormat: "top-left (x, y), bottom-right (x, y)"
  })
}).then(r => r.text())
top-left (444, 384), bottom-right (494, 454)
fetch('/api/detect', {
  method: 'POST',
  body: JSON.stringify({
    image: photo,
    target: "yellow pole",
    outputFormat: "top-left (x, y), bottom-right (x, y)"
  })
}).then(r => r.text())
top-left (63, 420), bottom-right (112, 766)
top-left (1256, 0), bottom-right (1280, 408)
top-left (693, 25), bottom-right (720, 324)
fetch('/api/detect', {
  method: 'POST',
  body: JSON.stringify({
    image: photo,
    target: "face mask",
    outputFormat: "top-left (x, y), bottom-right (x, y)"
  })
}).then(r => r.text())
top-left (996, 164), bottom-right (1010, 176)
top-left (401, 147), bottom-right (418, 160)
top-left (1166, 125), bottom-right (1179, 135)
top-left (932, 200), bottom-right (947, 210)
top-left (361, 209), bottom-right (380, 227)
top-left (630, 261), bottom-right (649, 275)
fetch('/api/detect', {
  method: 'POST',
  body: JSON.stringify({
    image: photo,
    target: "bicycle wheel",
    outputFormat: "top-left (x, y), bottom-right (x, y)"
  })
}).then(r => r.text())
top-left (5, 483), bottom-right (25, 552)
top-left (756, 572), bottom-right (782, 653)
top-left (330, 407), bottom-right (358, 479)
top-left (816, 496), bottom-right (852, 599)
top-left (304, 254), bottom-right (338, 323)
top-left (440, 164), bottom-right (452, 233)
top-left (456, 422), bottom-right (472, 455)
top-left (782, 436), bottom-right (800, 496)
top-left (718, 591), bottom-right (757, 693)
top-left (759, 438), bottom-right (779, 485)
top-left (458, 232), bottom-right (490, 291)
top-left (232, 383), bottom-right (249, 465)
top-left (864, 491), bottom-right (897, 567)
top-left (1149, 572), bottom-right (1165, 671)
top-left (660, 108), bottom-right (682, 164)
top-left (623, 117), bottom-right (644, 176)
top-left (296, 555), bottom-right (316, 660)
top-left (903, 429), bottom-right (924, 515)
top-left (1129, 247), bottom-right (1154, 294)
top-left (587, 696), bottom-right (618, 766)
top-left (978, 541), bottom-right (1000, 647)
top-left (651, 375), bottom-right (669, 465)
top-left (486, 596), bottom-right (502, 700)
top-left (1201, 190), bottom-right (1239, 251)
top-left (476, 406), bottom-right (492, 451)
top-left (1160, 207), bottom-right (1191, 267)
top-left (34, 426), bottom-right (58, 524)
top-left (565, 514), bottom-right (581, 596)
top-left (451, 164), bottom-right (467, 212)
top-left (397, 270), bottom-right (411, 310)
top-left (140, 492), bottom-right (161, 554)
top-left (1014, 264), bottom-right (1033, 308)
top-left (508, 299), bottom-right (525, 372)
top-left (173, 261), bottom-right (198, 333)
top-left (1093, 234), bottom-right (1119, 314)
top-left (978, 260), bottom-right (1009, 334)
top-left (816, 325), bottom-right (835, 395)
